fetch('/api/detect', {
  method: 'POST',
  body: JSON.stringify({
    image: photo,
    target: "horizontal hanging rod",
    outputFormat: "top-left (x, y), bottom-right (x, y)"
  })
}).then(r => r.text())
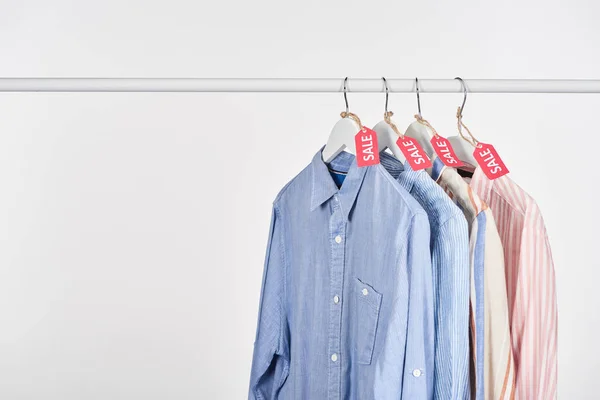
top-left (1, 78), bottom-right (600, 93)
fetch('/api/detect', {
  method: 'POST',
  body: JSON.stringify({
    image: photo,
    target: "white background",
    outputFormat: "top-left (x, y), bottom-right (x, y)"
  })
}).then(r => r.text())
top-left (0, 1), bottom-right (599, 399)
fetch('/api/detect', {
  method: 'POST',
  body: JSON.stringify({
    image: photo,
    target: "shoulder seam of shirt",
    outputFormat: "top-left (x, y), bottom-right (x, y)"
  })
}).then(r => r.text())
top-left (273, 164), bottom-right (311, 205)
top-left (374, 165), bottom-right (426, 219)
top-left (522, 202), bottom-right (550, 234)
top-left (413, 172), bottom-right (467, 223)
top-left (410, 208), bottom-right (430, 226)
top-left (489, 187), bottom-right (531, 218)
top-left (395, 207), bottom-right (430, 254)
top-left (438, 210), bottom-right (469, 231)
top-left (488, 176), bottom-right (538, 217)
top-left (392, 211), bottom-right (431, 278)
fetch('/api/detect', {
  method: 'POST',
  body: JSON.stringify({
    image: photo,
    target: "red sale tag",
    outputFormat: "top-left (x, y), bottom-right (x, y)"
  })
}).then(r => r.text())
top-left (473, 142), bottom-right (509, 180)
top-left (430, 135), bottom-right (464, 167)
top-left (397, 136), bottom-right (432, 170)
top-left (354, 127), bottom-right (380, 167)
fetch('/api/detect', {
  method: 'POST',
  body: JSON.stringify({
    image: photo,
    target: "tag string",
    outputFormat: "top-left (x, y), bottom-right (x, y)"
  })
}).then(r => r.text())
top-left (414, 114), bottom-right (440, 137)
top-left (340, 111), bottom-right (363, 130)
top-left (384, 111), bottom-right (404, 138)
top-left (456, 106), bottom-right (479, 147)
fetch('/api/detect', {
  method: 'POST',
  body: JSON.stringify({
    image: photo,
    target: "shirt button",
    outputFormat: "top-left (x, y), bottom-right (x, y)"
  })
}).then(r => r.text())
top-left (362, 288), bottom-right (368, 296)
top-left (333, 295), bottom-right (340, 304)
top-left (412, 369), bottom-right (422, 377)
top-left (335, 235), bottom-right (342, 244)
top-left (331, 353), bottom-right (338, 362)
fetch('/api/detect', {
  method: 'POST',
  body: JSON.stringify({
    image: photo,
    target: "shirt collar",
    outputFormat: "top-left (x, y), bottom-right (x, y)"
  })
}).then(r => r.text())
top-left (310, 148), bottom-right (368, 220)
top-left (429, 157), bottom-right (447, 183)
top-left (425, 149), bottom-right (492, 201)
top-left (379, 152), bottom-right (420, 193)
top-left (378, 152), bottom-right (404, 178)
top-left (380, 150), bottom-right (446, 187)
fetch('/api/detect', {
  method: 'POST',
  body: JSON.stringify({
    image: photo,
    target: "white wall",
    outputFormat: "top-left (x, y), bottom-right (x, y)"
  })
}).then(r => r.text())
top-left (0, 1), bottom-right (598, 398)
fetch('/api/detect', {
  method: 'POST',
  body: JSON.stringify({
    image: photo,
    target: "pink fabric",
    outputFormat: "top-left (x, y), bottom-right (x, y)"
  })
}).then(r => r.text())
top-left (470, 170), bottom-right (558, 400)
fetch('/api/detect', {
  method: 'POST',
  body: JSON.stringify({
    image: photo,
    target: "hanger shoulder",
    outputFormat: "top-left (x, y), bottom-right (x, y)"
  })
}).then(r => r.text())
top-left (322, 118), bottom-right (360, 163)
top-left (373, 120), bottom-right (405, 161)
top-left (404, 121), bottom-right (436, 159)
top-left (447, 136), bottom-right (479, 168)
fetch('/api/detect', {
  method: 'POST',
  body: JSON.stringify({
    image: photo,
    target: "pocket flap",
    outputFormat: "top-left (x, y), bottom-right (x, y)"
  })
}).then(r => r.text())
top-left (353, 277), bottom-right (382, 311)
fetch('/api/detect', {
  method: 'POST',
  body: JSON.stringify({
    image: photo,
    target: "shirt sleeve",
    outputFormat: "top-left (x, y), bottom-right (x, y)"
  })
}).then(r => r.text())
top-left (514, 207), bottom-right (558, 399)
top-left (434, 216), bottom-right (471, 399)
top-left (401, 211), bottom-right (435, 400)
top-left (248, 205), bottom-right (290, 400)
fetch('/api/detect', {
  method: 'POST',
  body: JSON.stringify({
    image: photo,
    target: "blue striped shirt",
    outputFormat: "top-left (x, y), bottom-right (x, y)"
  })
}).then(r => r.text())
top-left (473, 213), bottom-right (486, 400)
top-left (430, 157), bottom-right (489, 400)
top-left (380, 153), bottom-right (471, 400)
top-left (249, 149), bottom-right (434, 399)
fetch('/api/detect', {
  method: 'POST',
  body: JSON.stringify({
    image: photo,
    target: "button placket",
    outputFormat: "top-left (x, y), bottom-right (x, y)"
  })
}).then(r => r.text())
top-left (327, 198), bottom-right (345, 400)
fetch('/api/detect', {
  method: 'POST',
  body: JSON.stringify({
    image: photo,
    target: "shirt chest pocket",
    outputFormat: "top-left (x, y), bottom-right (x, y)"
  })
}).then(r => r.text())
top-left (352, 278), bottom-right (383, 365)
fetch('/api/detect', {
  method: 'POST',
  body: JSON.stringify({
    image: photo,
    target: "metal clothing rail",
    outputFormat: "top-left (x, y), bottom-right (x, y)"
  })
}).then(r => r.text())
top-left (0, 78), bottom-right (600, 93)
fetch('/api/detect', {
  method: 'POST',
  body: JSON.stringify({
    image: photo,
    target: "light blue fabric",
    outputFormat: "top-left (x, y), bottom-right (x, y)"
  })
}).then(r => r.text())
top-left (430, 157), bottom-right (486, 400)
top-left (473, 212), bottom-right (486, 400)
top-left (380, 153), bottom-right (471, 400)
top-left (249, 149), bottom-right (434, 400)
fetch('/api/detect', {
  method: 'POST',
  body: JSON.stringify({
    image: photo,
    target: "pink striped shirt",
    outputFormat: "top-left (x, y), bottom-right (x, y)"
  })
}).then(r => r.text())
top-left (469, 169), bottom-right (558, 400)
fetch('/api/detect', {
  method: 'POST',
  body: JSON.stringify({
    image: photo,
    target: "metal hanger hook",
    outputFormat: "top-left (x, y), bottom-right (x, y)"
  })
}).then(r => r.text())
top-left (455, 77), bottom-right (467, 117)
top-left (343, 77), bottom-right (349, 113)
top-left (382, 77), bottom-right (389, 113)
top-left (415, 77), bottom-right (422, 118)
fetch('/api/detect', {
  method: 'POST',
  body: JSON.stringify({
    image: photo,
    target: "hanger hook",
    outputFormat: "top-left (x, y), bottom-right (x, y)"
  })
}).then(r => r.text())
top-left (382, 77), bottom-right (389, 114)
top-left (343, 77), bottom-right (349, 114)
top-left (415, 77), bottom-right (422, 118)
top-left (455, 77), bottom-right (467, 117)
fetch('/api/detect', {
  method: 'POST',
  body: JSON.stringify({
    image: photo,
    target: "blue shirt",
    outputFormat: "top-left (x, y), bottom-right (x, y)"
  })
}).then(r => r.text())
top-left (249, 150), bottom-right (434, 399)
top-left (430, 158), bottom-right (487, 400)
top-left (473, 213), bottom-right (486, 400)
top-left (380, 153), bottom-right (471, 400)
